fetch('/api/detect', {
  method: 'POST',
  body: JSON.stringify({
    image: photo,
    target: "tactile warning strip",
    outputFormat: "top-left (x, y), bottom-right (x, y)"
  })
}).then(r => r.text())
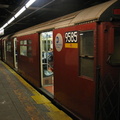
top-left (1, 61), bottom-right (72, 120)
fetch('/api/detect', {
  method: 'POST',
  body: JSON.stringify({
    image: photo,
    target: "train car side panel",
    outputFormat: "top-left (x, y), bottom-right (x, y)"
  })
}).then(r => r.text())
top-left (54, 23), bottom-right (97, 120)
top-left (17, 33), bottom-right (40, 87)
top-left (5, 38), bottom-right (14, 68)
top-left (96, 22), bottom-right (120, 120)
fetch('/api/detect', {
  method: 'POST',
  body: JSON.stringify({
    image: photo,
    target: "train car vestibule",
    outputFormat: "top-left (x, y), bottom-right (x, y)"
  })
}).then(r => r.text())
top-left (40, 31), bottom-right (54, 95)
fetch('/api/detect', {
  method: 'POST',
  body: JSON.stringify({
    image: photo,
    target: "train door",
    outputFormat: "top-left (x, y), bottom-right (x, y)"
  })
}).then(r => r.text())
top-left (96, 25), bottom-right (120, 120)
top-left (0, 40), bottom-right (1, 60)
top-left (3, 40), bottom-right (6, 62)
top-left (40, 31), bottom-right (54, 95)
top-left (13, 38), bottom-right (18, 69)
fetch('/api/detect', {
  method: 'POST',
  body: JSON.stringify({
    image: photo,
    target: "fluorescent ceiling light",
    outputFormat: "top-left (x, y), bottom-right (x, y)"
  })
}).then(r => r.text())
top-left (0, 0), bottom-right (36, 31)
top-left (0, 29), bottom-right (4, 32)
top-left (7, 17), bottom-right (15, 24)
top-left (2, 23), bottom-right (8, 29)
top-left (0, 28), bottom-right (3, 31)
top-left (26, 0), bottom-right (36, 8)
top-left (0, 29), bottom-right (4, 35)
top-left (14, 6), bottom-right (26, 18)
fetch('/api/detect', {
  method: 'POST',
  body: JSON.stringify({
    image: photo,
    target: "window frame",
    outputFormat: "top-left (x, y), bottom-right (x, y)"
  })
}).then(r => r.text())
top-left (6, 41), bottom-right (12, 52)
top-left (79, 30), bottom-right (94, 79)
top-left (20, 39), bottom-right (32, 57)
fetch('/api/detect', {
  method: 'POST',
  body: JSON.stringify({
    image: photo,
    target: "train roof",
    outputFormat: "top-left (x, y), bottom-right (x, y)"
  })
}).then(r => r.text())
top-left (2, 0), bottom-right (120, 37)
top-left (71, 0), bottom-right (118, 24)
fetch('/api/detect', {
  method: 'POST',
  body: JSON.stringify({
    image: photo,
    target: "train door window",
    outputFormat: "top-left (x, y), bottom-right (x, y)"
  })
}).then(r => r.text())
top-left (40, 31), bottom-right (54, 95)
top-left (6, 41), bottom-right (12, 52)
top-left (20, 40), bottom-right (32, 57)
top-left (13, 38), bottom-right (18, 69)
top-left (20, 40), bottom-right (27, 56)
top-left (3, 40), bottom-right (6, 61)
top-left (0, 43), bottom-right (1, 59)
top-left (110, 27), bottom-right (120, 65)
top-left (20, 46), bottom-right (27, 56)
top-left (79, 31), bottom-right (94, 79)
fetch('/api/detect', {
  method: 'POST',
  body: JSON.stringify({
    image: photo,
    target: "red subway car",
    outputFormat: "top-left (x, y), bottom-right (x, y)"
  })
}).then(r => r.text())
top-left (0, 0), bottom-right (120, 120)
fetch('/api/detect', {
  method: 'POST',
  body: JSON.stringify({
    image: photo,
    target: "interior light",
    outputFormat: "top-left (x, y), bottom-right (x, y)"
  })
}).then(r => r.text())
top-left (0, 29), bottom-right (4, 35)
top-left (14, 6), bottom-right (26, 18)
top-left (2, 23), bottom-right (8, 29)
top-left (80, 33), bottom-right (83, 36)
top-left (7, 17), bottom-right (15, 24)
top-left (0, 0), bottom-right (36, 31)
top-left (25, 0), bottom-right (36, 8)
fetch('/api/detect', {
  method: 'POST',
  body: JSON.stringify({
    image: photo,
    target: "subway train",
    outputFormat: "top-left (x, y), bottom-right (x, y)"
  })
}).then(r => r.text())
top-left (0, 0), bottom-right (120, 120)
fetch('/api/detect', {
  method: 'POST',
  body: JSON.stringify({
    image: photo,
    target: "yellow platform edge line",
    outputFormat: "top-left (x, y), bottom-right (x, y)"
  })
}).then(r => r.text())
top-left (1, 61), bottom-right (73, 120)
top-left (1, 61), bottom-right (51, 104)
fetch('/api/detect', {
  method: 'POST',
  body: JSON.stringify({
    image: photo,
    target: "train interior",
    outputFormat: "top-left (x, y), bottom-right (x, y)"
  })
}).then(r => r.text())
top-left (40, 31), bottom-right (54, 95)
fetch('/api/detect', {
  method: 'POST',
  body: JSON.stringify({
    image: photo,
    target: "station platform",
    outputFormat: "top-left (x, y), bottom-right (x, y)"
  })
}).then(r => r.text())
top-left (0, 61), bottom-right (72, 120)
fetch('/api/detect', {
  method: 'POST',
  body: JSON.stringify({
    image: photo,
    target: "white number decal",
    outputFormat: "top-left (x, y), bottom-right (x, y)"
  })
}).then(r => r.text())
top-left (65, 31), bottom-right (78, 43)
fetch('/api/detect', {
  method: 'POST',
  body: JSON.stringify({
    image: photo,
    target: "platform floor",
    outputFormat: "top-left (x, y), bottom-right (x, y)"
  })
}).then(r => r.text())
top-left (0, 61), bottom-right (72, 120)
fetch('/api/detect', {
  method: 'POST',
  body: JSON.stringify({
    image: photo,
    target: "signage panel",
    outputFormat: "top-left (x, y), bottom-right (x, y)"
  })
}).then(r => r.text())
top-left (65, 31), bottom-right (79, 48)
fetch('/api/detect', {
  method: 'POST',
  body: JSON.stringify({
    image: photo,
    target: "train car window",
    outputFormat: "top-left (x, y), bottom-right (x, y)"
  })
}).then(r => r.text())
top-left (20, 40), bottom-right (32, 57)
top-left (79, 31), bottom-right (94, 78)
top-left (28, 46), bottom-right (32, 51)
top-left (20, 40), bottom-right (24, 45)
top-left (20, 46), bottom-right (27, 56)
top-left (28, 40), bottom-right (32, 44)
top-left (6, 41), bottom-right (12, 52)
top-left (24, 40), bottom-right (27, 45)
top-left (109, 27), bottom-right (120, 65)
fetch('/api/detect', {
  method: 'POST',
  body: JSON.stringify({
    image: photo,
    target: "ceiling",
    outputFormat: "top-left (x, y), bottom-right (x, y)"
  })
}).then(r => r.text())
top-left (0, 0), bottom-right (109, 36)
